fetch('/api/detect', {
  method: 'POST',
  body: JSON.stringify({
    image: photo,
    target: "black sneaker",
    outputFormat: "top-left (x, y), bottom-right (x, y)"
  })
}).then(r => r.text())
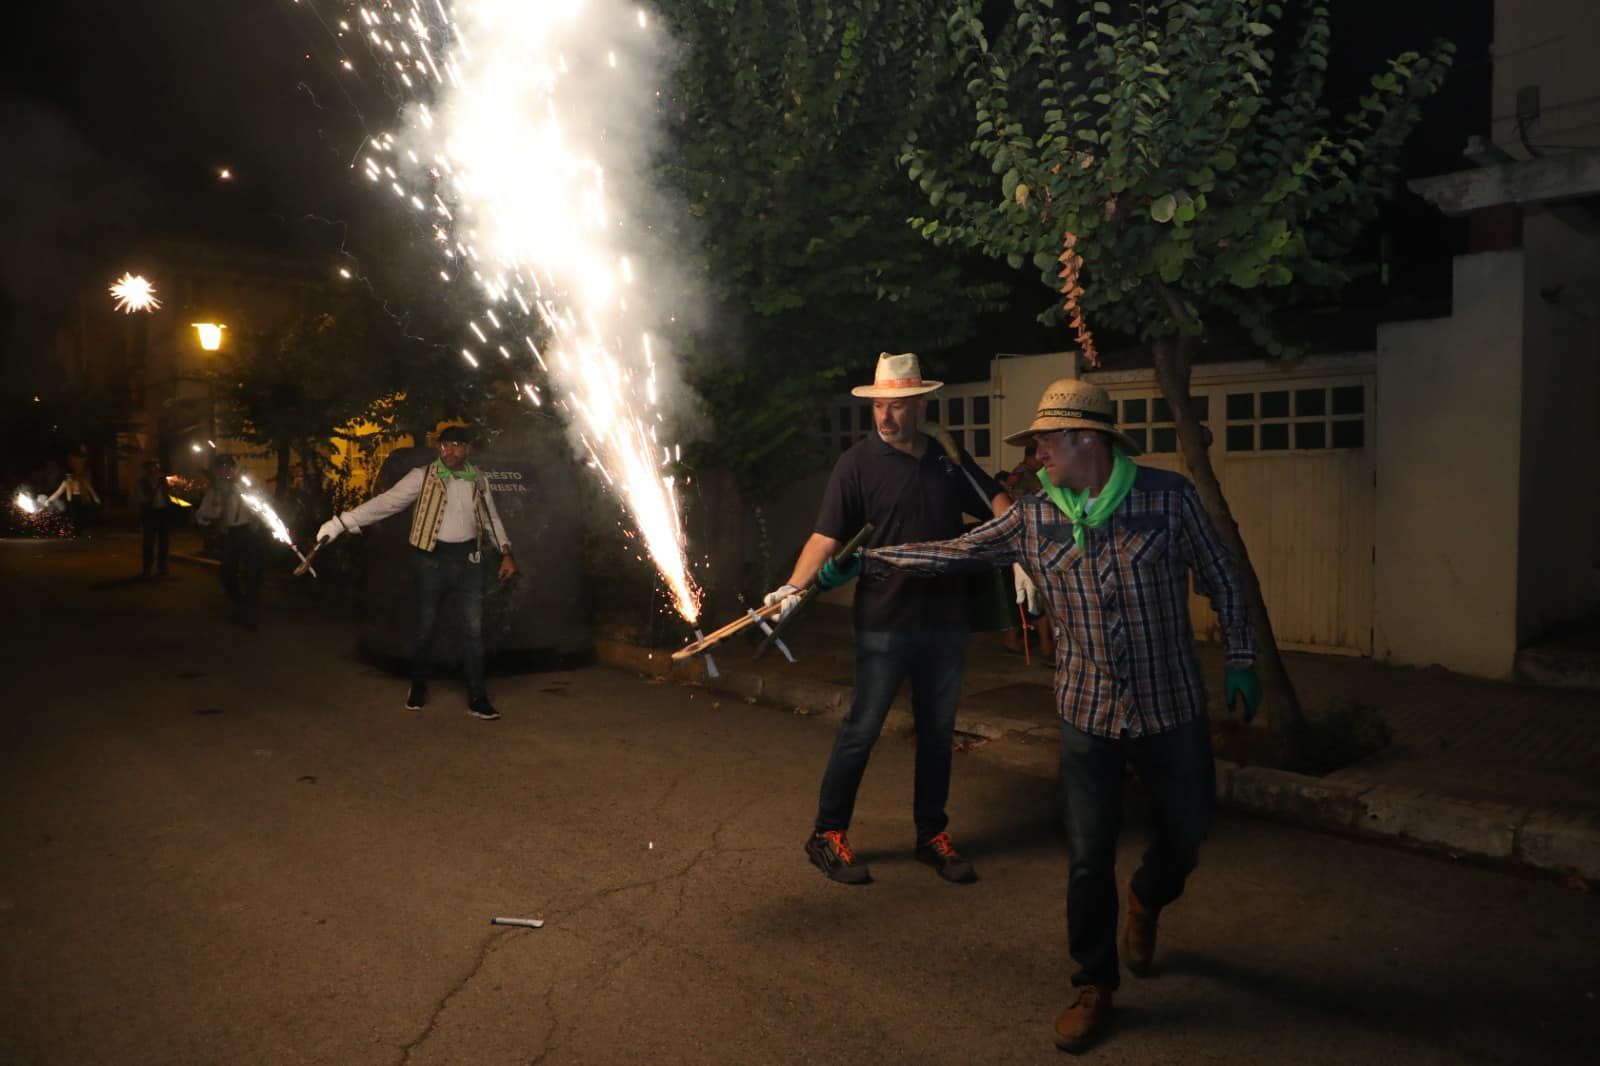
top-left (915, 832), bottom-right (977, 883)
top-left (468, 697), bottom-right (500, 721)
top-left (405, 683), bottom-right (428, 711)
top-left (805, 830), bottom-right (872, 885)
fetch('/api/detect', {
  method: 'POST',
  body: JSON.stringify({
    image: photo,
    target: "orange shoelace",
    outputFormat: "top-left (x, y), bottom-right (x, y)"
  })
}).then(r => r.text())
top-left (924, 831), bottom-right (959, 858)
top-left (821, 830), bottom-right (857, 863)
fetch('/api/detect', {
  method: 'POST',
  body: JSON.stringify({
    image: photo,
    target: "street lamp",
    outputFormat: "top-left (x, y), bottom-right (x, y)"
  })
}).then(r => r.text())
top-left (191, 322), bottom-right (226, 453)
top-left (192, 322), bottom-right (226, 351)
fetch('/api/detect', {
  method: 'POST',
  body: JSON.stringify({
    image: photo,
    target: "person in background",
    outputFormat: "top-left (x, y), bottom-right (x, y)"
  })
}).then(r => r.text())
top-left (135, 459), bottom-right (172, 578)
top-left (196, 456), bottom-right (266, 628)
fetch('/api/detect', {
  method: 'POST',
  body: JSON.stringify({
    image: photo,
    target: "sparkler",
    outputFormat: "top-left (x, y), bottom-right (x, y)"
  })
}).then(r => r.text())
top-left (14, 491), bottom-right (38, 515)
top-left (294, 0), bottom-right (702, 622)
top-left (239, 490), bottom-right (317, 576)
top-left (109, 273), bottom-right (161, 314)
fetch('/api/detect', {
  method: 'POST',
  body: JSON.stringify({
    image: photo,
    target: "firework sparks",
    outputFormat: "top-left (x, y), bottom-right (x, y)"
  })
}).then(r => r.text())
top-left (239, 491), bottom-right (294, 546)
top-left (109, 272), bottom-right (161, 314)
top-left (13, 491), bottom-right (38, 515)
top-left (293, 0), bottom-right (702, 622)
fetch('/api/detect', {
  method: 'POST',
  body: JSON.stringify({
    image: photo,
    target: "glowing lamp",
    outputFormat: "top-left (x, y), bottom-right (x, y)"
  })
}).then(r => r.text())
top-left (192, 323), bottom-right (226, 351)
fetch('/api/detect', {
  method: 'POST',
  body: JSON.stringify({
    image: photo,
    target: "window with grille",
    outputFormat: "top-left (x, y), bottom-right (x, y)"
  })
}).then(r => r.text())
top-left (1116, 394), bottom-right (1209, 454)
top-left (1223, 384), bottom-right (1365, 452)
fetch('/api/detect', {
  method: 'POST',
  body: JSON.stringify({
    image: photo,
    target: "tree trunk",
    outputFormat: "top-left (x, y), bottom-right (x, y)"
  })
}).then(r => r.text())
top-left (690, 465), bottom-right (748, 637)
top-left (1150, 335), bottom-right (1307, 746)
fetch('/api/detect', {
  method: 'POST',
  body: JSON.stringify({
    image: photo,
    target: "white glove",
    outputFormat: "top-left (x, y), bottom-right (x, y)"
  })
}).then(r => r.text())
top-left (1013, 563), bottom-right (1040, 615)
top-left (316, 516), bottom-right (351, 544)
top-left (762, 583), bottom-right (803, 622)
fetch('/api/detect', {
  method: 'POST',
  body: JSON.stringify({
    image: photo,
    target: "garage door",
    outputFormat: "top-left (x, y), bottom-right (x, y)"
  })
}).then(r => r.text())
top-left (1103, 373), bottom-right (1375, 655)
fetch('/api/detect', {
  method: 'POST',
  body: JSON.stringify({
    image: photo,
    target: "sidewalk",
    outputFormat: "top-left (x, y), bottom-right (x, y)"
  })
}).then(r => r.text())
top-left (597, 603), bottom-right (1600, 882)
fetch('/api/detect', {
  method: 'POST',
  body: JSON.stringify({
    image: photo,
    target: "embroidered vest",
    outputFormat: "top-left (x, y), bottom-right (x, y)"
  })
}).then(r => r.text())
top-left (407, 463), bottom-right (496, 553)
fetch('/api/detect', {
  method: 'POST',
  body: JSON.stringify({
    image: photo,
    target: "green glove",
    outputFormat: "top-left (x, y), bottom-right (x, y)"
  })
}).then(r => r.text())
top-left (1225, 668), bottom-right (1262, 723)
top-left (815, 552), bottom-right (861, 590)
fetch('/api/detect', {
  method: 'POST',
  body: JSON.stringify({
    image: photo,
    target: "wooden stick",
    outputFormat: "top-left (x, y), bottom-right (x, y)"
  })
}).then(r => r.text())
top-left (670, 600), bottom-right (786, 661)
top-left (293, 537), bottom-right (328, 577)
top-left (753, 523), bottom-right (875, 659)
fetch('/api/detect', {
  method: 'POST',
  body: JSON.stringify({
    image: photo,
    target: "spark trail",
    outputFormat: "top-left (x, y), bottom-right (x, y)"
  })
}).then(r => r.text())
top-left (294, 0), bottom-right (701, 621)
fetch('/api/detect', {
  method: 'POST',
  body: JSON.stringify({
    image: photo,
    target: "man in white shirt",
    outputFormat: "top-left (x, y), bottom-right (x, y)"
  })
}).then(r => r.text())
top-left (317, 426), bottom-right (516, 720)
top-left (196, 455), bottom-right (266, 628)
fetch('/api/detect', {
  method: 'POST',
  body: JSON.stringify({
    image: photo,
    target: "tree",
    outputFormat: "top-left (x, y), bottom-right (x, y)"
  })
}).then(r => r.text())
top-left (651, 0), bottom-right (1010, 616)
top-left (216, 309), bottom-right (377, 501)
top-left (903, 0), bottom-right (1451, 743)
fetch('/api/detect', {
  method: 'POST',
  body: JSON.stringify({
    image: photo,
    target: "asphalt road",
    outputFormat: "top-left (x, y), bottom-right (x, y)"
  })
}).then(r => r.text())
top-left (2, 535), bottom-right (1596, 1064)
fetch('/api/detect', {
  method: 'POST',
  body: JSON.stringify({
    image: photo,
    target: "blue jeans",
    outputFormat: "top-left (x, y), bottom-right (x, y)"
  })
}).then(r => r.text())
top-left (411, 544), bottom-right (486, 698)
top-left (1058, 716), bottom-right (1214, 989)
top-left (815, 624), bottom-right (970, 842)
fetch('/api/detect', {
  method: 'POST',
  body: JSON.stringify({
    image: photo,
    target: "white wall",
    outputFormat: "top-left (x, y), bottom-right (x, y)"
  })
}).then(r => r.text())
top-left (990, 351), bottom-right (1078, 472)
top-left (1375, 250), bottom-right (1527, 678)
top-left (1491, 0), bottom-right (1600, 159)
top-left (1515, 211), bottom-right (1600, 641)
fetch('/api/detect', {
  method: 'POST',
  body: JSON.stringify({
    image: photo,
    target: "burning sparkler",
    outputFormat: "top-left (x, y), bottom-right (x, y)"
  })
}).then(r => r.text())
top-left (14, 490), bottom-right (38, 515)
top-left (109, 273), bottom-right (161, 314)
top-left (239, 490), bottom-right (317, 576)
top-left (294, 0), bottom-right (702, 622)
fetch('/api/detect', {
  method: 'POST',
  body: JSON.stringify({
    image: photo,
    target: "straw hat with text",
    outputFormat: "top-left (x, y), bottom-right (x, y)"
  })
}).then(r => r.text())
top-left (1003, 378), bottom-right (1144, 455)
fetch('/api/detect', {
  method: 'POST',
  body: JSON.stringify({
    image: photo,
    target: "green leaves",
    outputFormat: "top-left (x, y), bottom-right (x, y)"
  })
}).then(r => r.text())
top-left (897, 0), bottom-right (1452, 357)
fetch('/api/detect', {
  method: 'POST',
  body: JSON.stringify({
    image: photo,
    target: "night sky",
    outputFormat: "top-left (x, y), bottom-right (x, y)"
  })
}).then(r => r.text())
top-left (1, 0), bottom-right (1492, 389)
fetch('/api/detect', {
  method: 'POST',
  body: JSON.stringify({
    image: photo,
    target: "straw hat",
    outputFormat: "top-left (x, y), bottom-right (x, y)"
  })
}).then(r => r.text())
top-left (1003, 378), bottom-right (1144, 455)
top-left (850, 352), bottom-right (944, 399)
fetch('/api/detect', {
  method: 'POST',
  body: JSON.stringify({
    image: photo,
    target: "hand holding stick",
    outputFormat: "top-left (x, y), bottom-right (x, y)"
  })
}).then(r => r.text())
top-left (292, 537), bottom-right (329, 578)
top-left (753, 523), bottom-right (874, 659)
top-left (671, 524), bottom-right (873, 663)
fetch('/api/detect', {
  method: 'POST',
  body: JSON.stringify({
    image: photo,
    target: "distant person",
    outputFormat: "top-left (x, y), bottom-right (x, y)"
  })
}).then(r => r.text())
top-left (315, 425), bottom-right (516, 721)
top-left (196, 456), bottom-right (266, 628)
top-left (46, 469), bottom-right (100, 530)
top-left (843, 379), bottom-right (1260, 1053)
top-left (1010, 438), bottom-right (1044, 496)
top-left (135, 459), bottom-right (172, 578)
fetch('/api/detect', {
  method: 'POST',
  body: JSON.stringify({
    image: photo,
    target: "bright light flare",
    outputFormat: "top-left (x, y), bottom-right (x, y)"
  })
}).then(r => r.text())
top-left (14, 491), bottom-right (37, 515)
top-left (192, 323), bottom-right (226, 351)
top-left (239, 492), bottom-right (295, 547)
top-left (311, 0), bottom-right (703, 621)
top-left (109, 273), bottom-right (161, 314)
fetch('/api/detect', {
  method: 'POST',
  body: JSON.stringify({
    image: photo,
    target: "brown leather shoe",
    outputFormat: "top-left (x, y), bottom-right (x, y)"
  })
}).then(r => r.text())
top-left (1052, 985), bottom-right (1113, 1052)
top-left (1122, 885), bottom-right (1159, 977)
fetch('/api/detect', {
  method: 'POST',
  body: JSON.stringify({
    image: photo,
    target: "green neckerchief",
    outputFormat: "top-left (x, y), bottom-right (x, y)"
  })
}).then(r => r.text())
top-left (1038, 447), bottom-right (1137, 548)
top-left (433, 459), bottom-right (478, 482)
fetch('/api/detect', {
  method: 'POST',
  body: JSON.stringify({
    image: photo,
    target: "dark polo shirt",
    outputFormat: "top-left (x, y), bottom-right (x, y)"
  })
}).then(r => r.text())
top-left (815, 433), bottom-right (1004, 631)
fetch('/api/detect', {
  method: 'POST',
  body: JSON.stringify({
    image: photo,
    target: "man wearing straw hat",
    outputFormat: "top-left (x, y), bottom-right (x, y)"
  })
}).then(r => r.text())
top-left (764, 352), bottom-right (1015, 887)
top-left (844, 378), bottom-right (1260, 1052)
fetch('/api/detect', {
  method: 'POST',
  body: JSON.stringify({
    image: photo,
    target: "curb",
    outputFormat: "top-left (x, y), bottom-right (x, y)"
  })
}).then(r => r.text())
top-left (594, 638), bottom-right (1600, 883)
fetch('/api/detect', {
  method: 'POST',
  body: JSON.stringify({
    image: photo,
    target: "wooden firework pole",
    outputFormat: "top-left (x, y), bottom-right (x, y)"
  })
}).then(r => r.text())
top-left (671, 523), bottom-right (874, 663)
top-left (753, 523), bottom-right (875, 659)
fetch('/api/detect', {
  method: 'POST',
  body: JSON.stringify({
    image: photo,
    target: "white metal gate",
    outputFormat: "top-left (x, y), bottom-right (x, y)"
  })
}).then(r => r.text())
top-left (1101, 367), bottom-right (1376, 655)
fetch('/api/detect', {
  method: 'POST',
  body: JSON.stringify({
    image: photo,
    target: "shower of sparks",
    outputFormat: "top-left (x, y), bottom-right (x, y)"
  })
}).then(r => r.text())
top-left (239, 491), bottom-right (295, 547)
top-left (294, 0), bottom-right (701, 622)
top-left (13, 491), bottom-right (38, 515)
top-left (109, 273), bottom-right (161, 314)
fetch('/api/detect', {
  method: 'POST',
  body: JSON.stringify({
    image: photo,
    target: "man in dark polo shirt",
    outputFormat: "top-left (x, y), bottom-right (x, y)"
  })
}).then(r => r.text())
top-left (764, 352), bottom-right (1011, 885)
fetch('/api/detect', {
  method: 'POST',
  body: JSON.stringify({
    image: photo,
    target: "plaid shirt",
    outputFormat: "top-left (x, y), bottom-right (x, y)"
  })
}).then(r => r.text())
top-left (863, 466), bottom-right (1255, 738)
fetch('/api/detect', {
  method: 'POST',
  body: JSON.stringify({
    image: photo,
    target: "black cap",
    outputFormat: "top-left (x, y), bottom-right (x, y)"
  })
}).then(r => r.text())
top-left (438, 425), bottom-right (474, 444)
